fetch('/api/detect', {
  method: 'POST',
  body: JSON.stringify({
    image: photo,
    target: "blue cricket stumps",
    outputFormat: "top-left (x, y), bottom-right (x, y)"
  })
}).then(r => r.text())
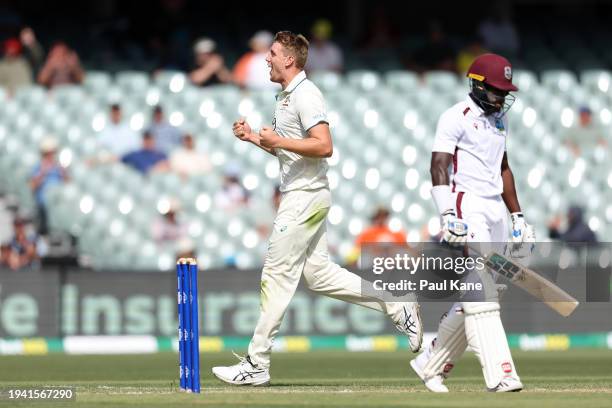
top-left (177, 262), bottom-right (186, 390)
top-left (190, 261), bottom-right (201, 393)
top-left (177, 258), bottom-right (200, 393)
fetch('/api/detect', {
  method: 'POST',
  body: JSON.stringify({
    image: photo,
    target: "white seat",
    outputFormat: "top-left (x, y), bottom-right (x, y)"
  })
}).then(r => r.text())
top-left (541, 69), bottom-right (578, 93)
top-left (385, 70), bottom-right (419, 93)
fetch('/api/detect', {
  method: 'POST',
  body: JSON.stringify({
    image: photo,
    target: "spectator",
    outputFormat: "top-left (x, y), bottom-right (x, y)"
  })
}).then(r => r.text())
top-left (121, 131), bottom-right (169, 175)
top-left (233, 30), bottom-right (278, 91)
top-left (563, 106), bottom-right (606, 156)
top-left (305, 19), bottom-right (344, 73)
top-left (549, 206), bottom-right (597, 244)
top-left (146, 105), bottom-right (182, 154)
top-left (355, 207), bottom-right (407, 246)
top-left (214, 164), bottom-right (249, 211)
top-left (409, 21), bottom-right (456, 73)
top-left (19, 27), bottom-right (44, 73)
top-left (0, 38), bottom-right (31, 94)
top-left (29, 137), bottom-right (68, 235)
top-left (188, 37), bottom-right (231, 87)
top-left (169, 133), bottom-right (212, 179)
top-left (7, 217), bottom-right (38, 270)
top-left (346, 207), bottom-right (406, 265)
top-left (478, 2), bottom-right (520, 57)
top-left (97, 104), bottom-right (140, 158)
top-left (37, 41), bottom-right (84, 88)
top-left (152, 199), bottom-right (187, 243)
top-left (456, 35), bottom-right (488, 75)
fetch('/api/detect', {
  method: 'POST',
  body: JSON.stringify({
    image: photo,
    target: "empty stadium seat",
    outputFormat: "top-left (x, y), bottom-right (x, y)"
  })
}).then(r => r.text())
top-left (384, 70), bottom-right (420, 93)
top-left (541, 69), bottom-right (578, 93)
top-left (309, 71), bottom-right (343, 92)
top-left (116, 71), bottom-right (150, 93)
top-left (423, 71), bottom-right (460, 92)
top-left (346, 70), bottom-right (381, 92)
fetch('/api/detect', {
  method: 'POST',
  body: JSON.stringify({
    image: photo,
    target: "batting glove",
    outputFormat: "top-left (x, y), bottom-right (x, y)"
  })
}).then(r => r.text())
top-left (510, 212), bottom-right (535, 259)
top-left (441, 210), bottom-right (468, 246)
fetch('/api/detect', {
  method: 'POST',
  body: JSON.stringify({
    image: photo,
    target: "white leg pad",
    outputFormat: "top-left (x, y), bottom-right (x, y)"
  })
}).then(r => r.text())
top-left (463, 301), bottom-right (520, 389)
top-left (421, 303), bottom-right (467, 380)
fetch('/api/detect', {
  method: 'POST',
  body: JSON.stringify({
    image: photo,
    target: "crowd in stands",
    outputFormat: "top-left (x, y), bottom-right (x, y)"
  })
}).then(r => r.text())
top-left (0, 9), bottom-right (524, 94)
top-left (0, 11), bottom-right (603, 271)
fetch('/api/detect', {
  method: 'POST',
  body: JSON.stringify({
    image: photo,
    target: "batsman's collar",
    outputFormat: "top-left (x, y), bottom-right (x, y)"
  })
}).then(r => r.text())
top-left (278, 70), bottom-right (307, 98)
top-left (465, 95), bottom-right (485, 118)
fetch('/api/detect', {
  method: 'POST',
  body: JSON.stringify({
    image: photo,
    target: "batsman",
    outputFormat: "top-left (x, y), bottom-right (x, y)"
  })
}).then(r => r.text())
top-left (410, 53), bottom-right (536, 392)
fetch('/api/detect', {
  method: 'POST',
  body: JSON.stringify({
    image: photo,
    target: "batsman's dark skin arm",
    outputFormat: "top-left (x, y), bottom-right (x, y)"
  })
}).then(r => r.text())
top-left (501, 152), bottom-right (521, 213)
top-left (430, 152), bottom-right (453, 186)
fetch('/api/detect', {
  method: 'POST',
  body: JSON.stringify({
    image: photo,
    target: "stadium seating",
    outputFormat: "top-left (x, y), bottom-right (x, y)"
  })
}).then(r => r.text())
top-left (0, 68), bottom-right (610, 271)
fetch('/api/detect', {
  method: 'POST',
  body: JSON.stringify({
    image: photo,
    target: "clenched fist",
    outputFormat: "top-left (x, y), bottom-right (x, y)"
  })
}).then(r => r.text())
top-left (232, 118), bottom-right (252, 141)
top-left (259, 126), bottom-right (282, 149)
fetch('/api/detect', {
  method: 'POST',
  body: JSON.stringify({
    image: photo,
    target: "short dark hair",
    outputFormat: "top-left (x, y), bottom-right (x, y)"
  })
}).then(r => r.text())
top-left (153, 105), bottom-right (163, 114)
top-left (273, 31), bottom-right (309, 69)
top-left (110, 104), bottom-right (121, 111)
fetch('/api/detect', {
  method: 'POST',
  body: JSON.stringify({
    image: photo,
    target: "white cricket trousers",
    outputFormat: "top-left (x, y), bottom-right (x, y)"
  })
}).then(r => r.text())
top-left (248, 187), bottom-right (400, 369)
top-left (422, 191), bottom-right (520, 389)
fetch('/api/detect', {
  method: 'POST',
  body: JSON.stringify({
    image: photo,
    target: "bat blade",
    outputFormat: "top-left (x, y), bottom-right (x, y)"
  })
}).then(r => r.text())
top-left (470, 246), bottom-right (579, 317)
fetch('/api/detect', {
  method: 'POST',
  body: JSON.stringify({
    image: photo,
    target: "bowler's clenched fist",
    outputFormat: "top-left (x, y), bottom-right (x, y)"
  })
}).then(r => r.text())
top-left (259, 126), bottom-right (282, 149)
top-left (233, 118), bottom-right (252, 141)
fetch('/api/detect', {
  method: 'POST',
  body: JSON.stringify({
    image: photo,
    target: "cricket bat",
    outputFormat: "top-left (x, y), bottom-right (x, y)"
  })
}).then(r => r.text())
top-left (469, 246), bottom-right (579, 317)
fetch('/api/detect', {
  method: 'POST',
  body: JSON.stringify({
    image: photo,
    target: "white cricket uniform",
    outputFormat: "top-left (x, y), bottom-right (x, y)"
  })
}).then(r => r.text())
top-left (273, 71), bottom-right (329, 192)
top-left (248, 71), bottom-right (402, 369)
top-left (432, 95), bottom-right (509, 242)
top-left (422, 96), bottom-right (519, 389)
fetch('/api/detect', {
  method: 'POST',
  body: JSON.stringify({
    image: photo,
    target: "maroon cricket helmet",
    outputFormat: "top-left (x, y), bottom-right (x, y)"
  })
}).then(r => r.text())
top-left (467, 53), bottom-right (518, 92)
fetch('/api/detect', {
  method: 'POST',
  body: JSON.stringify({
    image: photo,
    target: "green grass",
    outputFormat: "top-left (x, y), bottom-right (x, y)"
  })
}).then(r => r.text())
top-left (0, 350), bottom-right (611, 407)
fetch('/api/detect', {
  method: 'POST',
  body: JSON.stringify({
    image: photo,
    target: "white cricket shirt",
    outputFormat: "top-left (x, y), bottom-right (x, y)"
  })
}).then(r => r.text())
top-left (273, 70), bottom-right (329, 192)
top-left (431, 96), bottom-right (508, 197)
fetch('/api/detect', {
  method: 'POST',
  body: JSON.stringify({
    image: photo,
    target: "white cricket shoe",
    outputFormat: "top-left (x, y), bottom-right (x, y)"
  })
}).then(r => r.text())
top-left (393, 302), bottom-right (423, 352)
top-left (212, 352), bottom-right (270, 386)
top-left (488, 376), bottom-right (523, 392)
top-left (410, 358), bottom-right (449, 393)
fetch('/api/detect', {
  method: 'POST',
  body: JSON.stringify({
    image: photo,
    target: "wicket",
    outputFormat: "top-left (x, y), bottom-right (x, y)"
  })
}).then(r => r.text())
top-left (177, 258), bottom-right (200, 393)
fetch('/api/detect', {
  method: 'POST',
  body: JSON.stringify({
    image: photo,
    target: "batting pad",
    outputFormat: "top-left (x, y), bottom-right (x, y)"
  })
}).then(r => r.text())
top-left (422, 304), bottom-right (467, 380)
top-left (464, 304), bottom-right (519, 389)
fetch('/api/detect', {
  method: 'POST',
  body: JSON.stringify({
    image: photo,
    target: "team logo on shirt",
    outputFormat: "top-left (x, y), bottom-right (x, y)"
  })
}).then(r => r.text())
top-left (473, 122), bottom-right (479, 130)
top-left (504, 66), bottom-right (512, 80)
top-left (282, 95), bottom-right (290, 107)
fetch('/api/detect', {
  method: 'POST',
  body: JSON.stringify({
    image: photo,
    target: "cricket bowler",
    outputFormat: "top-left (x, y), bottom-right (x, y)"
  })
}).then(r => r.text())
top-left (409, 53), bottom-right (536, 392)
top-left (212, 31), bottom-right (423, 386)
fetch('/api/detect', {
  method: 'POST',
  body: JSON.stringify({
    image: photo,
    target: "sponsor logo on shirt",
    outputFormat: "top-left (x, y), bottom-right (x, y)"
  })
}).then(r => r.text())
top-left (495, 118), bottom-right (505, 131)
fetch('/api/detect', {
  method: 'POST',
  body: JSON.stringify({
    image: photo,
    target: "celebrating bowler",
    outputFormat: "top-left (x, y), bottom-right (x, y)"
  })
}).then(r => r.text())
top-left (212, 31), bottom-right (423, 386)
